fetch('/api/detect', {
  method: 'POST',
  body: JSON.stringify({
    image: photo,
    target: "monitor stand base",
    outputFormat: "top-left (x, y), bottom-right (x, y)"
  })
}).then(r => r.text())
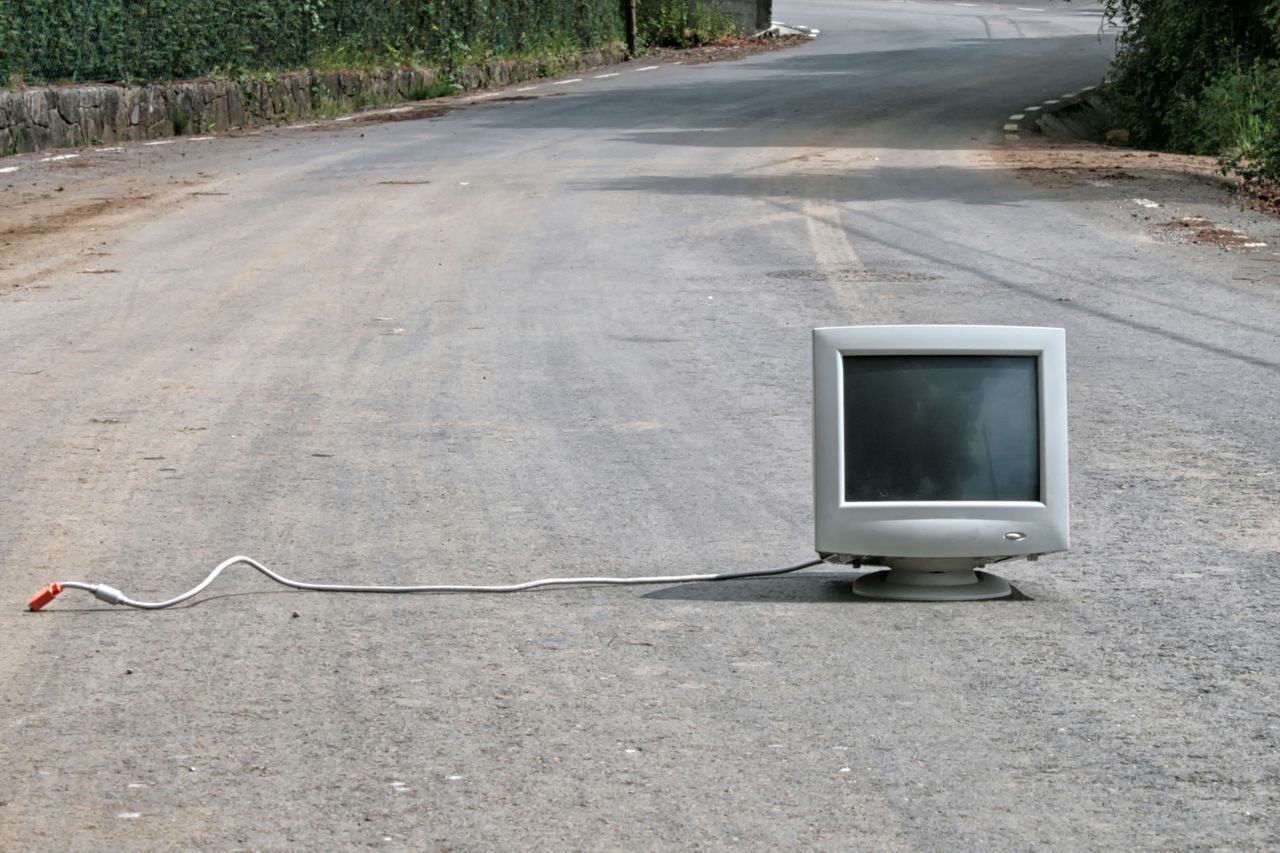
top-left (852, 568), bottom-right (1011, 602)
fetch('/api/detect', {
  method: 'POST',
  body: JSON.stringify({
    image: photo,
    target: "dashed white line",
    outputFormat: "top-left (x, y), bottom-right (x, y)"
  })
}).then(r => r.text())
top-left (1024, 106), bottom-right (1042, 112)
top-left (1043, 99), bottom-right (1060, 105)
top-left (187, 136), bottom-right (214, 141)
top-left (1016, 7), bottom-right (1045, 11)
top-left (1009, 114), bottom-right (1025, 120)
top-left (636, 65), bottom-right (659, 72)
top-left (144, 139), bottom-right (177, 144)
top-left (99, 146), bottom-right (124, 152)
top-left (1003, 123), bottom-right (1020, 131)
top-left (594, 72), bottom-right (621, 79)
top-left (0, 165), bottom-right (19, 174)
top-left (515, 86), bottom-right (539, 92)
top-left (1005, 134), bottom-right (1020, 141)
top-left (40, 153), bottom-right (79, 162)
top-left (552, 78), bottom-right (583, 85)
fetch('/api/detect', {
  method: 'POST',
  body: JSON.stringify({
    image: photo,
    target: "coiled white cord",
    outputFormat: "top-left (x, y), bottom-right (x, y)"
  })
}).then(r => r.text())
top-left (32, 555), bottom-right (825, 610)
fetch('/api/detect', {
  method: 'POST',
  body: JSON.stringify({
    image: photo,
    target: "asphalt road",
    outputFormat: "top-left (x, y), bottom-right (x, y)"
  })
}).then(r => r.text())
top-left (3, 1), bottom-right (1278, 849)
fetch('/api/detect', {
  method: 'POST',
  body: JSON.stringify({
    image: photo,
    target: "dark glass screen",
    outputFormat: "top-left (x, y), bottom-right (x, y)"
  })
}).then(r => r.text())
top-left (843, 355), bottom-right (1040, 502)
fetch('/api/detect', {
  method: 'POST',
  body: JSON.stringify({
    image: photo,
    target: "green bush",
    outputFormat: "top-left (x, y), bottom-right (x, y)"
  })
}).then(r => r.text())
top-left (1193, 61), bottom-right (1273, 157)
top-left (638, 0), bottom-right (737, 49)
top-left (0, 0), bottom-right (622, 86)
top-left (1102, 0), bottom-right (1280, 176)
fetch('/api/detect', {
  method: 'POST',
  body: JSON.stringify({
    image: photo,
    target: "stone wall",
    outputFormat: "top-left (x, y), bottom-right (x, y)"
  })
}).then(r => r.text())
top-left (0, 49), bottom-right (622, 156)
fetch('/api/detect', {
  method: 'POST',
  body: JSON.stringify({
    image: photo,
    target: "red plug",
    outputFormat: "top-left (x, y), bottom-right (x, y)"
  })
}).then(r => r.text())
top-left (28, 583), bottom-right (63, 611)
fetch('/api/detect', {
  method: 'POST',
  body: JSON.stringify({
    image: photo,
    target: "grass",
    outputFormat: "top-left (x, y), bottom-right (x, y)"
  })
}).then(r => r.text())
top-left (408, 80), bottom-right (459, 101)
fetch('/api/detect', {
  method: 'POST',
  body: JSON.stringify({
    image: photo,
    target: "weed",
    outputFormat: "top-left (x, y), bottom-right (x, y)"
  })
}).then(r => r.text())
top-left (1196, 62), bottom-right (1274, 163)
top-left (639, 0), bottom-right (736, 49)
top-left (408, 80), bottom-right (458, 100)
top-left (172, 109), bottom-right (189, 135)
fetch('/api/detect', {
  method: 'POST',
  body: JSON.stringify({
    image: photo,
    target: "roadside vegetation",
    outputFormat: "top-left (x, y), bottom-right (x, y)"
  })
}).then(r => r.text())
top-left (638, 0), bottom-right (739, 48)
top-left (0, 0), bottom-right (624, 87)
top-left (1103, 1), bottom-right (1280, 198)
top-left (0, 1), bottom-right (746, 89)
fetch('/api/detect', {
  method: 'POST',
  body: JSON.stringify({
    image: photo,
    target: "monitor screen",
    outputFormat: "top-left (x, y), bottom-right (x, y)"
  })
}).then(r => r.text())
top-left (842, 355), bottom-right (1040, 502)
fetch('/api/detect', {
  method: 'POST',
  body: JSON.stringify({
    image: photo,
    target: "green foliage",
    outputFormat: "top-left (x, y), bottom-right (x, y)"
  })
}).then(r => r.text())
top-left (0, 1), bottom-right (623, 87)
top-left (1102, 0), bottom-right (1280, 176)
top-left (408, 79), bottom-right (458, 100)
top-left (638, 0), bottom-right (737, 48)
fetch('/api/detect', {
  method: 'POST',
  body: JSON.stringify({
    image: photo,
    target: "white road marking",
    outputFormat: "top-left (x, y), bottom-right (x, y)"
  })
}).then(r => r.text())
top-left (1009, 114), bottom-right (1025, 120)
top-left (1025, 106), bottom-right (1041, 112)
top-left (636, 66), bottom-right (659, 72)
top-left (1005, 134), bottom-right (1020, 141)
top-left (333, 116), bottom-right (355, 122)
top-left (1243, 242), bottom-right (1268, 248)
top-left (594, 73), bottom-right (621, 79)
top-left (515, 86), bottom-right (539, 92)
top-left (552, 78), bottom-right (583, 85)
top-left (1016, 7), bottom-right (1045, 11)
top-left (954, 3), bottom-right (978, 6)
top-left (187, 136), bottom-right (214, 141)
top-left (1132, 198), bottom-right (1162, 208)
top-left (40, 153), bottom-right (79, 161)
top-left (99, 146), bottom-right (124, 152)
top-left (144, 139), bottom-right (176, 145)
top-left (0, 166), bottom-right (19, 173)
top-left (1003, 123), bottom-right (1019, 131)
top-left (1043, 99), bottom-right (1060, 105)
top-left (804, 199), bottom-right (864, 277)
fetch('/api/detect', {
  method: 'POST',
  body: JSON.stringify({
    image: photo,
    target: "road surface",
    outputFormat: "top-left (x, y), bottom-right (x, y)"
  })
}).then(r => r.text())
top-left (2, 1), bottom-right (1277, 849)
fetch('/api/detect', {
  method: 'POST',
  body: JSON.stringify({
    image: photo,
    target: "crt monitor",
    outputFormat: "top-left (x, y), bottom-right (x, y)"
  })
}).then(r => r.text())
top-left (813, 325), bottom-right (1069, 601)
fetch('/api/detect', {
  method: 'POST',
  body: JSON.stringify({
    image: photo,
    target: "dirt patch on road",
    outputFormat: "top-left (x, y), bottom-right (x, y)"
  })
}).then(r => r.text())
top-left (1159, 217), bottom-right (1271, 249)
top-left (0, 173), bottom-right (204, 291)
top-left (650, 34), bottom-right (813, 64)
top-left (991, 141), bottom-right (1230, 190)
top-left (985, 138), bottom-right (1280, 253)
top-left (348, 103), bottom-right (453, 124)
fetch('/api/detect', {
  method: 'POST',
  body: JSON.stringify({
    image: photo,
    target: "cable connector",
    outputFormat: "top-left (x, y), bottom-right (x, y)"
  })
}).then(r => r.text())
top-left (89, 584), bottom-right (127, 606)
top-left (28, 583), bottom-right (63, 611)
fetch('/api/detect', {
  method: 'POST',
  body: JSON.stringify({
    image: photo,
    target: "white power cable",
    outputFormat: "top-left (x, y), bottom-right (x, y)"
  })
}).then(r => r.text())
top-left (31, 555), bottom-right (825, 610)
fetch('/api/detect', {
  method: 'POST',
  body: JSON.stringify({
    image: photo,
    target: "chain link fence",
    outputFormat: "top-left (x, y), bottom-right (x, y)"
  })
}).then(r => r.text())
top-left (0, 0), bottom-right (623, 87)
